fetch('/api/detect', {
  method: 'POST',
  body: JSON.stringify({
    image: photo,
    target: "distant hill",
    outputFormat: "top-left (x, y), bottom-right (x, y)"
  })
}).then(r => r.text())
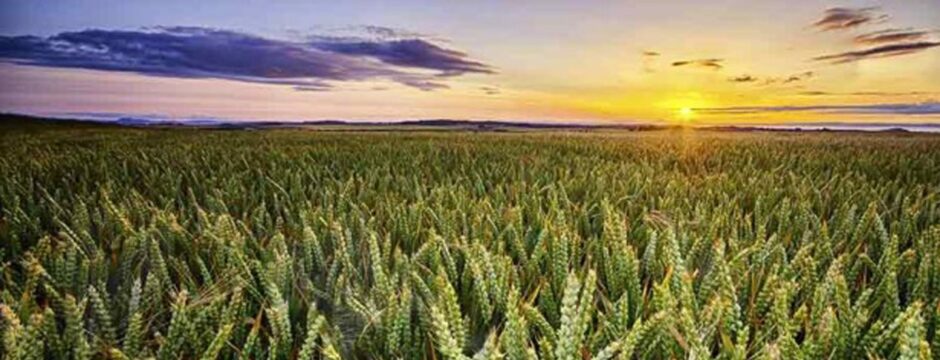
top-left (1, 113), bottom-right (665, 131)
top-left (3, 113), bottom-right (938, 133)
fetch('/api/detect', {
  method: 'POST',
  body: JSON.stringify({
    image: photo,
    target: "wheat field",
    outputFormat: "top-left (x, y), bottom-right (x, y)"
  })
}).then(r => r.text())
top-left (1, 123), bottom-right (939, 359)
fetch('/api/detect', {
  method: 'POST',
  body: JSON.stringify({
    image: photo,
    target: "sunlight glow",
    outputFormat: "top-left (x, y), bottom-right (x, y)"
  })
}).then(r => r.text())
top-left (677, 107), bottom-right (694, 122)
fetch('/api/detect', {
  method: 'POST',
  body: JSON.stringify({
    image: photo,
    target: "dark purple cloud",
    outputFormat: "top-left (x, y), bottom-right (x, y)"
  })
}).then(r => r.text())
top-left (813, 7), bottom-right (887, 31)
top-left (311, 39), bottom-right (493, 76)
top-left (814, 41), bottom-right (940, 63)
top-left (672, 58), bottom-right (723, 70)
top-left (810, 6), bottom-right (939, 64)
top-left (696, 102), bottom-right (940, 115)
top-left (854, 28), bottom-right (931, 45)
top-left (0, 26), bottom-right (494, 91)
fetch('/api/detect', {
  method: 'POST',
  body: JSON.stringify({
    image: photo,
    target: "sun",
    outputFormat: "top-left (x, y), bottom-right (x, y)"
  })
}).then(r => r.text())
top-left (677, 107), bottom-right (695, 122)
top-left (658, 94), bottom-right (706, 124)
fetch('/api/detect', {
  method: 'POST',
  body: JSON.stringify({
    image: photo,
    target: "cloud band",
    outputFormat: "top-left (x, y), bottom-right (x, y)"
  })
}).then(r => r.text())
top-left (0, 26), bottom-right (494, 91)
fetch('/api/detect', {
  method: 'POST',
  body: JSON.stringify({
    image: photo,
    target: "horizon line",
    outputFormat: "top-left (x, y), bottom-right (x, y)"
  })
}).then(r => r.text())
top-left (4, 112), bottom-right (940, 133)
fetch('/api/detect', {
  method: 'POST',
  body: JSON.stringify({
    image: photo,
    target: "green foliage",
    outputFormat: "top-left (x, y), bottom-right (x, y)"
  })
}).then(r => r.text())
top-left (1, 124), bottom-right (940, 359)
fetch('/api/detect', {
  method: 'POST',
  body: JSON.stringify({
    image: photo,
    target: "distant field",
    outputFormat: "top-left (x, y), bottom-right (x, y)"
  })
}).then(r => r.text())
top-left (2, 120), bottom-right (939, 359)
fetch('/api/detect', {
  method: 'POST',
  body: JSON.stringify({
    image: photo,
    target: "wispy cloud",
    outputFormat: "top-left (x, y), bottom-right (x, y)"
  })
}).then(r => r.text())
top-left (293, 85), bottom-right (333, 92)
top-left (813, 7), bottom-right (887, 31)
top-left (310, 39), bottom-right (493, 76)
top-left (301, 25), bottom-right (437, 43)
top-left (0, 26), bottom-right (494, 91)
top-left (728, 75), bottom-right (757, 83)
top-left (727, 71), bottom-right (813, 85)
top-left (799, 90), bottom-right (938, 97)
top-left (672, 58), bottom-right (723, 70)
top-left (352, 25), bottom-right (428, 40)
top-left (641, 50), bottom-right (661, 73)
top-left (811, 7), bottom-right (939, 64)
top-left (814, 41), bottom-right (940, 63)
top-left (781, 71), bottom-right (814, 84)
top-left (480, 86), bottom-right (501, 95)
top-left (696, 102), bottom-right (940, 115)
top-left (854, 28), bottom-right (931, 45)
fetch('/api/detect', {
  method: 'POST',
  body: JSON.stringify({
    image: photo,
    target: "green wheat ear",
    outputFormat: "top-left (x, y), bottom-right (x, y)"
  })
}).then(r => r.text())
top-left (87, 286), bottom-right (117, 346)
top-left (200, 323), bottom-right (234, 360)
top-left (428, 303), bottom-right (465, 360)
top-left (298, 304), bottom-right (326, 360)
top-left (555, 270), bottom-right (595, 360)
top-left (158, 290), bottom-right (190, 360)
top-left (502, 290), bottom-right (531, 360)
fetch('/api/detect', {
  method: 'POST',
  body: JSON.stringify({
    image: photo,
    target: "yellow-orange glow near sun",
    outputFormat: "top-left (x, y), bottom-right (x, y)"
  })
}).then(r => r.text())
top-left (678, 107), bottom-right (694, 122)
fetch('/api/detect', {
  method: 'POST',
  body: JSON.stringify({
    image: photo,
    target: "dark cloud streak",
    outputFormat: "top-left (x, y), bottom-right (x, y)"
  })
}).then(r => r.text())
top-left (813, 7), bottom-right (887, 31)
top-left (696, 102), bottom-right (940, 115)
top-left (814, 41), bottom-right (940, 63)
top-left (854, 29), bottom-right (930, 45)
top-left (783, 71), bottom-right (814, 84)
top-left (728, 75), bottom-right (757, 83)
top-left (799, 91), bottom-right (938, 97)
top-left (811, 7), bottom-right (938, 64)
top-left (0, 26), bottom-right (494, 91)
top-left (311, 39), bottom-right (493, 76)
top-left (672, 58), bottom-right (723, 70)
top-left (727, 71), bottom-right (813, 85)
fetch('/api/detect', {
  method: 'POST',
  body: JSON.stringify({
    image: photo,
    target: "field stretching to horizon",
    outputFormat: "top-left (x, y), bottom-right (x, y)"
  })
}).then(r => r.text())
top-left (2, 120), bottom-right (940, 360)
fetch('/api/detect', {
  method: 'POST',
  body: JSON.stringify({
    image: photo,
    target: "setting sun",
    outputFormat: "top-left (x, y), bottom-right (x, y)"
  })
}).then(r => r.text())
top-left (678, 107), bottom-right (695, 122)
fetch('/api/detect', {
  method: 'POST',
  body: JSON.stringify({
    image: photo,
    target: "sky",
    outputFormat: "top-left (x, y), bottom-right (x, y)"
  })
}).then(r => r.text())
top-left (0, 0), bottom-right (938, 124)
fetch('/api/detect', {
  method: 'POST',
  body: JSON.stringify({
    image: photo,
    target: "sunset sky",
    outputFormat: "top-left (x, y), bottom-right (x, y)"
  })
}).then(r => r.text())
top-left (1, 0), bottom-right (938, 124)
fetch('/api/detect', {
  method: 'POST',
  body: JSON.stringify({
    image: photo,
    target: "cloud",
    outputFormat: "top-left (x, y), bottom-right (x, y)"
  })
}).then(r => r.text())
top-left (728, 75), bottom-right (757, 83)
top-left (0, 26), bottom-right (493, 91)
top-left (813, 7), bottom-right (887, 31)
top-left (814, 41), bottom-right (940, 63)
top-left (696, 102), bottom-right (940, 115)
top-left (810, 6), bottom-right (939, 64)
top-left (311, 39), bottom-right (493, 76)
top-left (479, 86), bottom-right (501, 95)
top-left (293, 85), bottom-right (332, 92)
top-left (854, 28), bottom-right (931, 45)
top-left (354, 25), bottom-right (427, 40)
top-left (672, 58), bottom-right (723, 70)
top-left (641, 50), bottom-right (661, 73)
top-left (303, 25), bottom-right (435, 43)
top-left (798, 90), bottom-right (938, 97)
top-left (798, 91), bottom-right (830, 96)
top-left (728, 71), bottom-right (813, 85)
top-left (782, 71), bottom-right (814, 84)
